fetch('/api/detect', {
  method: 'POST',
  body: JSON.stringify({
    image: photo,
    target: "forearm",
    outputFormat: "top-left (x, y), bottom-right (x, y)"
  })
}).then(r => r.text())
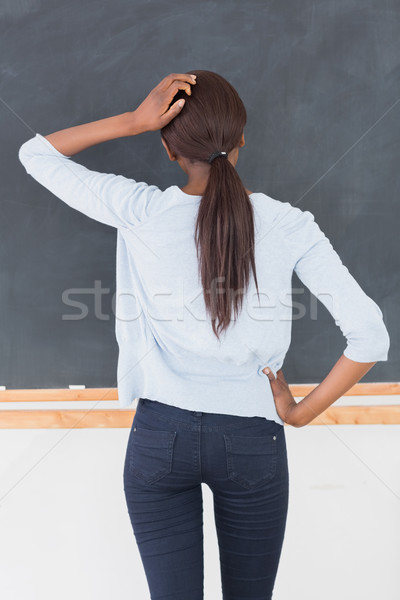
top-left (43, 111), bottom-right (142, 157)
top-left (289, 353), bottom-right (377, 427)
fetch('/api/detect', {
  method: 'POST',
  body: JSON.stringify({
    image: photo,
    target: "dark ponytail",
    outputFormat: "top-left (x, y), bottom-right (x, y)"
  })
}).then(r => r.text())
top-left (194, 152), bottom-right (259, 338)
top-left (161, 70), bottom-right (259, 339)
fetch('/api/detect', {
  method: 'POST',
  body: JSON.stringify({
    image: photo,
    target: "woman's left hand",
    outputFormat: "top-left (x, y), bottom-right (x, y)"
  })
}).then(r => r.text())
top-left (263, 367), bottom-right (299, 426)
top-left (133, 72), bottom-right (197, 133)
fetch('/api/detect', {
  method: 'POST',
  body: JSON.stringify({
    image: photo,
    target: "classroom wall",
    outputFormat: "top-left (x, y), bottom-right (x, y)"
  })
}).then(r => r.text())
top-left (1, 395), bottom-right (399, 600)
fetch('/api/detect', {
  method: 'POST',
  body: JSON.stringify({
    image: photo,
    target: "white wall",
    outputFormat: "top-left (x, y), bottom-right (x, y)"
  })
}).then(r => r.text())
top-left (0, 395), bottom-right (399, 600)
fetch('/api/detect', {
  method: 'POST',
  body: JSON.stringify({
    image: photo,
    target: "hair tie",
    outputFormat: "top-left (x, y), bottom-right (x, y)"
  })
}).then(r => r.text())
top-left (208, 151), bottom-right (228, 164)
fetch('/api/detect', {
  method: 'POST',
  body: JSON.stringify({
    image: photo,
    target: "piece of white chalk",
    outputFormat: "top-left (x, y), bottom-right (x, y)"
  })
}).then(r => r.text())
top-left (0, 386), bottom-right (6, 390)
top-left (68, 385), bottom-right (86, 389)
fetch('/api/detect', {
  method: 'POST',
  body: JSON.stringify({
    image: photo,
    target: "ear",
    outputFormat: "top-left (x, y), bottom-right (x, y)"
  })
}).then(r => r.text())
top-left (161, 136), bottom-right (176, 161)
top-left (239, 132), bottom-right (245, 148)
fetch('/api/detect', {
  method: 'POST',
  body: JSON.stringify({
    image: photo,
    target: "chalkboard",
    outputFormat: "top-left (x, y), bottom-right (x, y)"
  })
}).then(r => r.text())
top-left (2, 0), bottom-right (398, 390)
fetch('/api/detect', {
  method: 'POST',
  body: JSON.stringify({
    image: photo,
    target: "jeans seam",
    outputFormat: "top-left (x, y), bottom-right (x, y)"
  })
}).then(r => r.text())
top-left (139, 405), bottom-right (281, 433)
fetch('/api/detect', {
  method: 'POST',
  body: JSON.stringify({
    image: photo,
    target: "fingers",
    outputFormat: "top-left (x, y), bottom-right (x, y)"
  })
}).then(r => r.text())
top-left (262, 366), bottom-right (286, 383)
top-left (168, 72), bottom-right (197, 85)
top-left (157, 80), bottom-right (194, 121)
top-left (167, 79), bottom-right (196, 103)
top-left (159, 98), bottom-right (186, 126)
top-left (156, 74), bottom-right (197, 121)
top-left (276, 369), bottom-right (285, 381)
top-left (160, 73), bottom-right (197, 93)
top-left (262, 366), bottom-right (275, 381)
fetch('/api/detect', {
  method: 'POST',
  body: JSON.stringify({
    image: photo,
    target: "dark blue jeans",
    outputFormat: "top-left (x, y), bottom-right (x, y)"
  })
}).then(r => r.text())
top-left (123, 397), bottom-right (289, 600)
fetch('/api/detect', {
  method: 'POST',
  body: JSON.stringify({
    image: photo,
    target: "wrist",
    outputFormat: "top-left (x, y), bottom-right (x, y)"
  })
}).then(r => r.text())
top-left (119, 110), bottom-right (146, 137)
top-left (286, 400), bottom-right (306, 428)
top-left (289, 394), bottom-right (319, 427)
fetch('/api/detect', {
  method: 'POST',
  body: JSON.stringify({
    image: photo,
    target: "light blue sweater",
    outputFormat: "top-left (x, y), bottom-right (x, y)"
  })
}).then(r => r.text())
top-left (18, 133), bottom-right (390, 425)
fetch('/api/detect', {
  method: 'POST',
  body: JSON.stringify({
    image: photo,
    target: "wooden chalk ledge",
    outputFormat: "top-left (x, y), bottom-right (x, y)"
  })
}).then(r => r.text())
top-left (0, 383), bottom-right (399, 428)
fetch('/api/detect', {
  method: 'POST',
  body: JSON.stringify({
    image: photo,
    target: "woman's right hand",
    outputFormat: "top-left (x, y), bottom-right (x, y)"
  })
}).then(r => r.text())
top-left (262, 367), bottom-right (301, 426)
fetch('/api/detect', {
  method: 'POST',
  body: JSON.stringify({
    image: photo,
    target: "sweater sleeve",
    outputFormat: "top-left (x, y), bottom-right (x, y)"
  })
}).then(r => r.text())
top-left (18, 133), bottom-right (160, 230)
top-left (280, 203), bottom-right (390, 362)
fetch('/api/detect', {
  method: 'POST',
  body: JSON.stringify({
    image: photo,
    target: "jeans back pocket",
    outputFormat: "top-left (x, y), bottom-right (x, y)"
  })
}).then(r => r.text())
top-left (224, 430), bottom-right (279, 489)
top-left (128, 425), bottom-right (177, 485)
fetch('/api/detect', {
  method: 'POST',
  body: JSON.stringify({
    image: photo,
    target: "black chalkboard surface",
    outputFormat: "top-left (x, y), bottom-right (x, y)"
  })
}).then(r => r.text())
top-left (2, 1), bottom-right (398, 391)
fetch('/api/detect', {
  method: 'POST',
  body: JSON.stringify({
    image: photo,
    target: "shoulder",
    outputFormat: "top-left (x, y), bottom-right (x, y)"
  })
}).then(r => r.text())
top-left (250, 192), bottom-right (317, 233)
top-left (124, 183), bottom-right (201, 227)
top-left (251, 193), bottom-right (326, 266)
